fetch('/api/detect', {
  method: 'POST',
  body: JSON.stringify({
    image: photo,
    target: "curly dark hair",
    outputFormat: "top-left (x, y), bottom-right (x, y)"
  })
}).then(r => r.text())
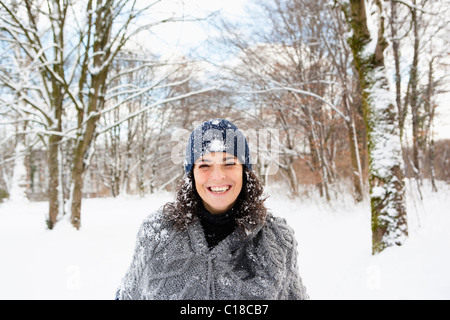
top-left (163, 167), bottom-right (268, 235)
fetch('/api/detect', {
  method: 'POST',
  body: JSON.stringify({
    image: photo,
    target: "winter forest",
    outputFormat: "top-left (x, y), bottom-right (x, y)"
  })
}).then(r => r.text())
top-left (1, 0), bottom-right (450, 300)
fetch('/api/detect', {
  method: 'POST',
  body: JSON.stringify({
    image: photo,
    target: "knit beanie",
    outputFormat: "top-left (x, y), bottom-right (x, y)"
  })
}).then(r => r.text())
top-left (184, 119), bottom-right (252, 174)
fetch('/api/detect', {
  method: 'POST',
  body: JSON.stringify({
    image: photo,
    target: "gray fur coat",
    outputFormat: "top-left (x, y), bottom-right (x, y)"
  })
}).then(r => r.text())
top-left (117, 209), bottom-right (309, 300)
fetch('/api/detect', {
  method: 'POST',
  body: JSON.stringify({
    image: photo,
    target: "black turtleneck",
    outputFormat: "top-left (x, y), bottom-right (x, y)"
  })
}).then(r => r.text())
top-left (197, 206), bottom-right (236, 249)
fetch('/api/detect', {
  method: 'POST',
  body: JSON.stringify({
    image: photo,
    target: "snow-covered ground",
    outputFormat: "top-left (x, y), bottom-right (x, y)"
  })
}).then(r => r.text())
top-left (0, 181), bottom-right (449, 300)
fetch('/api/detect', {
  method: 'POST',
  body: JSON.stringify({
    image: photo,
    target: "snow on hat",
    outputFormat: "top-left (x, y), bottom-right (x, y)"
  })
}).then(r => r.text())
top-left (184, 119), bottom-right (252, 174)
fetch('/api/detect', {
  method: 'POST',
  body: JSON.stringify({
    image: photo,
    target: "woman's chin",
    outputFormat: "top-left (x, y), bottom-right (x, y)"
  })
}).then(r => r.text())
top-left (204, 201), bottom-right (234, 215)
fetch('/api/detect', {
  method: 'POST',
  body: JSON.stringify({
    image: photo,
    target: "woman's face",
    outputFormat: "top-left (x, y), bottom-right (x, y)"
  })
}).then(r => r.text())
top-left (193, 152), bottom-right (243, 215)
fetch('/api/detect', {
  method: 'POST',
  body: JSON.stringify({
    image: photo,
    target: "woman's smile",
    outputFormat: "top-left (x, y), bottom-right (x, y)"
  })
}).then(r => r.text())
top-left (207, 185), bottom-right (231, 194)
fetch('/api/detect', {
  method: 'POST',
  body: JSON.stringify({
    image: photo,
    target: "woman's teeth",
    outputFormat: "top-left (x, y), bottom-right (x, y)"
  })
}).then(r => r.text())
top-left (208, 186), bottom-right (231, 193)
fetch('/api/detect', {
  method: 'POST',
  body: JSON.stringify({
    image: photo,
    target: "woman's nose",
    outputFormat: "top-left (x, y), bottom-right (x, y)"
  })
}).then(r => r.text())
top-left (210, 164), bottom-right (226, 180)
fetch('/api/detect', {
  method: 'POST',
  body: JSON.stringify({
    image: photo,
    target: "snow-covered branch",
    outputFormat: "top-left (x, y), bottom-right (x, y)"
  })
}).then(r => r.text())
top-left (237, 86), bottom-right (350, 122)
top-left (101, 76), bottom-right (192, 118)
top-left (98, 86), bottom-right (217, 134)
top-left (393, 0), bottom-right (438, 15)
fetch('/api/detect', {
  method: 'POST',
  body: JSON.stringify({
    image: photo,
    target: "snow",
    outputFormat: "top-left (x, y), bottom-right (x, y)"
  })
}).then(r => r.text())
top-left (368, 68), bottom-right (404, 180)
top-left (0, 181), bottom-right (449, 300)
top-left (208, 139), bottom-right (225, 152)
top-left (363, 0), bottom-right (380, 59)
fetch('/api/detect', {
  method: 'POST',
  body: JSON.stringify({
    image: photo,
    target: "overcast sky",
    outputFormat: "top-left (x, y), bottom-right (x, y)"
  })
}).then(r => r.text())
top-left (144, 0), bottom-right (250, 57)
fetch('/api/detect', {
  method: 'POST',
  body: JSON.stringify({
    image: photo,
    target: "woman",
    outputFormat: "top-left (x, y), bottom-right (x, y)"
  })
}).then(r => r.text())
top-left (117, 119), bottom-right (309, 300)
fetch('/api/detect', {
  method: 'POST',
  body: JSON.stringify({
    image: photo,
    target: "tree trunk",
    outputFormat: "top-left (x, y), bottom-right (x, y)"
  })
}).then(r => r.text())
top-left (345, 0), bottom-right (408, 254)
top-left (429, 137), bottom-right (438, 192)
top-left (69, 142), bottom-right (84, 230)
top-left (47, 76), bottom-right (64, 229)
top-left (285, 155), bottom-right (299, 197)
top-left (409, 0), bottom-right (424, 185)
top-left (344, 92), bottom-right (364, 202)
top-left (70, 0), bottom-right (112, 229)
top-left (424, 57), bottom-right (438, 193)
top-left (47, 134), bottom-right (62, 229)
top-left (389, 0), bottom-right (406, 139)
top-left (70, 100), bottom-right (102, 229)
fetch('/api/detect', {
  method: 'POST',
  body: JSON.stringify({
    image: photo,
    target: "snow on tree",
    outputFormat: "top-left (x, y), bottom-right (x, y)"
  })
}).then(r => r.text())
top-left (9, 138), bottom-right (28, 203)
top-left (341, 0), bottom-right (408, 254)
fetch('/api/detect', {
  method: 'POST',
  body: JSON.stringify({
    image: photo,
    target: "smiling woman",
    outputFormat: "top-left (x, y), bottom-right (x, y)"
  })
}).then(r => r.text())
top-left (116, 119), bottom-right (309, 300)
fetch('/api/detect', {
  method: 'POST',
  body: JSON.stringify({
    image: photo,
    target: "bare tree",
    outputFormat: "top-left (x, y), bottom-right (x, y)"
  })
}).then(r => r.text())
top-left (0, 0), bottom-right (215, 229)
top-left (381, 0), bottom-right (450, 200)
top-left (0, 0), bottom-right (68, 227)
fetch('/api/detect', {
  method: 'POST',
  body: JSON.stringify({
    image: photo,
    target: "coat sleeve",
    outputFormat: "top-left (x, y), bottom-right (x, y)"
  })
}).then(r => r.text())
top-left (286, 234), bottom-right (309, 300)
top-left (116, 212), bottom-right (163, 300)
top-left (271, 216), bottom-right (309, 300)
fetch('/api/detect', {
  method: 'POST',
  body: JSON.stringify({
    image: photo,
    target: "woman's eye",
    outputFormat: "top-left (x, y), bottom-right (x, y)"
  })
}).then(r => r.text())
top-left (198, 164), bottom-right (210, 169)
top-left (225, 162), bottom-right (236, 166)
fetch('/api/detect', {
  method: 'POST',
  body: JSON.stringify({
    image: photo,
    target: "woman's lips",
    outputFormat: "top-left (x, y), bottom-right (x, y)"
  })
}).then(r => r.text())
top-left (207, 185), bottom-right (232, 194)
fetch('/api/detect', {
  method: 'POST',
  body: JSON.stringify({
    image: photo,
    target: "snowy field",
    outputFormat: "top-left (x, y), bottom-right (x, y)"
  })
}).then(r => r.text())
top-left (0, 180), bottom-right (449, 300)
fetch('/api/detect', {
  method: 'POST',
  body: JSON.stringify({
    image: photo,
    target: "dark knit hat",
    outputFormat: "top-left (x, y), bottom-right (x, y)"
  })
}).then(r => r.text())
top-left (184, 119), bottom-right (252, 174)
